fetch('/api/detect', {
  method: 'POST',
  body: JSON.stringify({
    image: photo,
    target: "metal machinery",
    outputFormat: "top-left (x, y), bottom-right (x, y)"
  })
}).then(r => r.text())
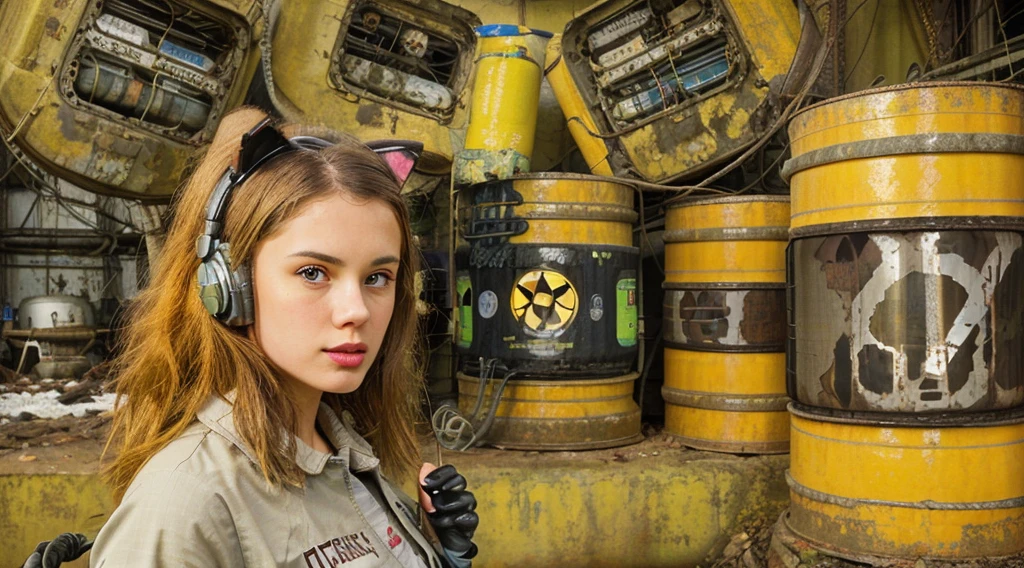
top-left (262, 0), bottom-right (481, 182)
top-left (0, 0), bottom-right (262, 200)
top-left (548, 0), bottom-right (799, 183)
top-left (6, 293), bottom-right (104, 379)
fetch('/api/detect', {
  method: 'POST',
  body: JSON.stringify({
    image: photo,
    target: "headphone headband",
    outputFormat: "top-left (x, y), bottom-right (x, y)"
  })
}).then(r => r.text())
top-left (195, 118), bottom-right (423, 326)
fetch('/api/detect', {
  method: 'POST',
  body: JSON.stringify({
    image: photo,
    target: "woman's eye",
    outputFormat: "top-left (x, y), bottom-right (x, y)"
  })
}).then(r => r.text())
top-left (365, 272), bottom-right (393, 288)
top-left (298, 266), bottom-right (327, 282)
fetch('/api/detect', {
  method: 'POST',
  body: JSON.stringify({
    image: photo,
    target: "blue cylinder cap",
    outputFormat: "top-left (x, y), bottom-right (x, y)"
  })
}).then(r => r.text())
top-left (475, 24), bottom-right (553, 38)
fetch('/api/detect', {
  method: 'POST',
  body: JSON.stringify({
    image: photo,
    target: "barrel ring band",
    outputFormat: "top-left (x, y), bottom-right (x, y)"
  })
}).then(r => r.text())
top-left (663, 339), bottom-right (785, 353)
top-left (517, 203), bottom-right (639, 223)
top-left (664, 226), bottom-right (789, 243)
top-left (662, 282), bottom-right (786, 291)
top-left (789, 216), bottom-right (1024, 238)
top-left (661, 387), bottom-right (790, 411)
top-left (786, 471), bottom-right (1024, 510)
top-left (788, 401), bottom-right (1024, 428)
top-left (781, 133), bottom-right (1024, 181)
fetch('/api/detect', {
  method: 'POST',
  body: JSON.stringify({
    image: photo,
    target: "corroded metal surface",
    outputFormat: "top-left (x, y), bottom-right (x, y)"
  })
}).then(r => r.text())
top-left (551, 0), bottom-right (799, 182)
top-left (458, 173), bottom-right (636, 246)
top-left (661, 194), bottom-right (790, 453)
top-left (0, 0), bottom-right (259, 200)
top-left (786, 404), bottom-right (1024, 560)
top-left (769, 510), bottom-right (1024, 567)
top-left (662, 348), bottom-right (789, 454)
top-left (663, 287), bottom-right (785, 352)
top-left (785, 82), bottom-right (1024, 234)
top-left (454, 175), bottom-right (639, 377)
top-left (454, 27), bottom-right (550, 185)
top-left (456, 372), bottom-right (642, 450)
top-left (789, 231), bottom-right (1024, 413)
top-left (267, 0), bottom-right (479, 176)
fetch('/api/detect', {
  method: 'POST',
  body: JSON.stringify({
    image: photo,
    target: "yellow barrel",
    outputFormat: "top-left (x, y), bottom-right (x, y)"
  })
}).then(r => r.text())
top-left (454, 25), bottom-right (552, 185)
top-left (661, 196), bottom-right (790, 453)
top-left (787, 404), bottom-right (1024, 560)
top-left (784, 83), bottom-right (1024, 413)
top-left (456, 372), bottom-right (642, 450)
top-left (664, 196), bottom-right (790, 285)
top-left (784, 82), bottom-right (1024, 235)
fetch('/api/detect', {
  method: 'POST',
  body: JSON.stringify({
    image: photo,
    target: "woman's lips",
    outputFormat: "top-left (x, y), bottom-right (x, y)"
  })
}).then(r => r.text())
top-left (325, 351), bottom-right (365, 368)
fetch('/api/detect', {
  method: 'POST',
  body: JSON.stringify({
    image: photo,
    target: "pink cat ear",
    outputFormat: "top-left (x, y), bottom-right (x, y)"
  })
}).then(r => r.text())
top-left (366, 139), bottom-right (424, 188)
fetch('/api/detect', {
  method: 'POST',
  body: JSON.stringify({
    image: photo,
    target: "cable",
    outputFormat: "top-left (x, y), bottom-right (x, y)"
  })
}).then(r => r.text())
top-left (431, 360), bottom-right (517, 451)
top-left (842, 0), bottom-right (882, 91)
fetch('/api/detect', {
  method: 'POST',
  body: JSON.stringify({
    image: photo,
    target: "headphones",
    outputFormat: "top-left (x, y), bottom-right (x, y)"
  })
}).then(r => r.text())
top-left (195, 119), bottom-right (331, 326)
top-left (195, 118), bottom-right (425, 326)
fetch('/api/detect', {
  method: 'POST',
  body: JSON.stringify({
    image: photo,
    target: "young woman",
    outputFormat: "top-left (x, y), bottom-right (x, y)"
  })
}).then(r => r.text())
top-left (89, 108), bottom-right (478, 567)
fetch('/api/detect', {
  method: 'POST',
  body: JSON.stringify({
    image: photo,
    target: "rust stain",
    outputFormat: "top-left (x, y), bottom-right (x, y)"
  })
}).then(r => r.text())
top-left (738, 289), bottom-right (786, 345)
top-left (43, 17), bottom-right (63, 40)
top-left (355, 104), bottom-right (384, 127)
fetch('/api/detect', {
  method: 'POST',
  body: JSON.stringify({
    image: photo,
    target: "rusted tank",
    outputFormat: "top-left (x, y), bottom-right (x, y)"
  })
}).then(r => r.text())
top-left (661, 195), bottom-right (790, 453)
top-left (547, 0), bottom-right (799, 182)
top-left (0, 0), bottom-right (261, 200)
top-left (262, 0), bottom-right (480, 189)
top-left (784, 82), bottom-right (1024, 413)
top-left (786, 403), bottom-right (1024, 561)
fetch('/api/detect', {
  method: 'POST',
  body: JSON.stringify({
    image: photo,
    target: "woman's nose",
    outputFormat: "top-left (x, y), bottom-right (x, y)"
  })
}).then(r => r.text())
top-left (330, 280), bottom-right (371, 328)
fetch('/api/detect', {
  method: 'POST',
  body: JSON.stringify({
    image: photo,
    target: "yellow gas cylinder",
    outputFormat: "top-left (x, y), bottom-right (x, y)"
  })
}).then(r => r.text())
top-left (783, 83), bottom-right (1024, 413)
top-left (454, 25), bottom-right (552, 185)
top-left (661, 195), bottom-right (790, 453)
top-left (786, 403), bottom-right (1024, 560)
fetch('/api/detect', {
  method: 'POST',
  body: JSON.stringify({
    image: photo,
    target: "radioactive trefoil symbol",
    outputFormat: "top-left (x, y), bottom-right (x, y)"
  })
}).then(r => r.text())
top-left (511, 270), bottom-right (578, 334)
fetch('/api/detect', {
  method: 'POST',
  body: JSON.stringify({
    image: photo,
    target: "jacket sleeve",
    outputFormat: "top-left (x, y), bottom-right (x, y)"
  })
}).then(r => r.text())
top-left (90, 469), bottom-right (244, 567)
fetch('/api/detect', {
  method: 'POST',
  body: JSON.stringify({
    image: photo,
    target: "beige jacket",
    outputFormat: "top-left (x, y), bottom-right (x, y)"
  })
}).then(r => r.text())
top-left (90, 394), bottom-right (444, 568)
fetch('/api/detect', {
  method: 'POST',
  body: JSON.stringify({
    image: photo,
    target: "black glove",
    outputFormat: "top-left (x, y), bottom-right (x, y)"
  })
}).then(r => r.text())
top-left (422, 465), bottom-right (479, 563)
top-left (22, 533), bottom-right (92, 568)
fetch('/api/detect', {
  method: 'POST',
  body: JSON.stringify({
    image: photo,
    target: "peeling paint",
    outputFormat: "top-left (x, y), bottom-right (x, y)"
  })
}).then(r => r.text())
top-left (791, 231), bottom-right (1024, 412)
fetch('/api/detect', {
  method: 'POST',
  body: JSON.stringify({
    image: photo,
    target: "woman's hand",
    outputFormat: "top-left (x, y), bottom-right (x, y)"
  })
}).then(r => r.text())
top-left (419, 463), bottom-right (479, 565)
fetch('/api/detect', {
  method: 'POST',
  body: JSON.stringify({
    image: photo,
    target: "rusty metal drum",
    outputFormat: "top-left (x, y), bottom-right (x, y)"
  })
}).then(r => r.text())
top-left (784, 83), bottom-right (1024, 413)
top-left (452, 173), bottom-right (642, 449)
top-left (455, 372), bottom-right (642, 450)
top-left (455, 173), bottom-right (640, 377)
top-left (785, 403), bottom-right (1024, 561)
top-left (661, 195), bottom-right (791, 453)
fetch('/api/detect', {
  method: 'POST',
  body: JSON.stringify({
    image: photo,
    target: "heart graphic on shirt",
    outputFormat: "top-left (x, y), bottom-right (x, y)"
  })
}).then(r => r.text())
top-left (387, 526), bottom-right (403, 549)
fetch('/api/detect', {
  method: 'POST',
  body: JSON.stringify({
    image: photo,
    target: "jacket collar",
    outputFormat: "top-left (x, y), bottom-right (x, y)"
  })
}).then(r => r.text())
top-left (197, 392), bottom-right (381, 476)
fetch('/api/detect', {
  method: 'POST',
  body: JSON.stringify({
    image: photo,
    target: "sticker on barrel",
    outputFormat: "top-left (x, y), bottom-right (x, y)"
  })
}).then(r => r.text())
top-left (617, 277), bottom-right (637, 347)
top-left (510, 269), bottom-right (578, 338)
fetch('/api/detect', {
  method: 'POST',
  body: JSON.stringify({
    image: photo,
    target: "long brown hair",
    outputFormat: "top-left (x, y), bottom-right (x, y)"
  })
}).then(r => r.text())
top-left (104, 107), bottom-right (423, 501)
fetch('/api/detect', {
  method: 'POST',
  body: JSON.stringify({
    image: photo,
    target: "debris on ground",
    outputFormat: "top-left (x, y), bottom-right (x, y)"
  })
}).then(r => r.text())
top-left (0, 363), bottom-right (114, 456)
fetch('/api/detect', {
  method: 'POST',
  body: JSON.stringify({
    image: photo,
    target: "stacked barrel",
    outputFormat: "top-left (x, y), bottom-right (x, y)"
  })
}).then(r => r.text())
top-left (661, 196), bottom-right (791, 454)
top-left (454, 173), bottom-right (642, 449)
top-left (779, 82), bottom-right (1024, 561)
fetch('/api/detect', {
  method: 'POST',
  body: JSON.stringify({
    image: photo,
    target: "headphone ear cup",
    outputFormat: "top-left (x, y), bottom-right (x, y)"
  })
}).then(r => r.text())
top-left (197, 253), bottom-right (233, 319)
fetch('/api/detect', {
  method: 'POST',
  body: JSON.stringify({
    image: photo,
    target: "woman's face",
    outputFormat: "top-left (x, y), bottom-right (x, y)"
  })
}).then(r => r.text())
top-left (250, 192), bottom-right (402, 402)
